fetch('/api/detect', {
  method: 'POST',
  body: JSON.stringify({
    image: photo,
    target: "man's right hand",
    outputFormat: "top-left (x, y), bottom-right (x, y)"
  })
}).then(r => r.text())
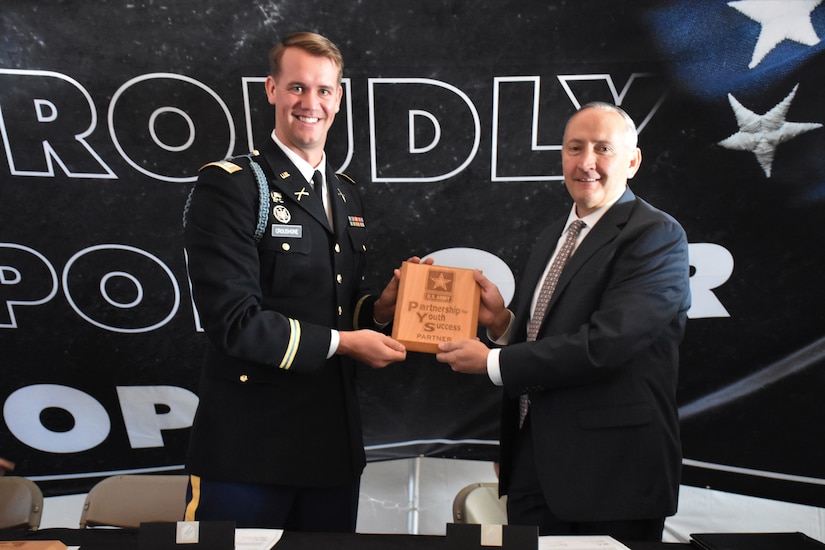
top-left (474, 270), bottom-right (510, 340)
top-left (337, 329), bottom-right (407, 368)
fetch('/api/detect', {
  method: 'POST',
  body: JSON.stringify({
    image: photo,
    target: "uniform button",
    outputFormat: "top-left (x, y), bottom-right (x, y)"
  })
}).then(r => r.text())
top-left (334, 243), bottom-right (341, 253)
top-left (240, 374), bottom-right (249, 383)
top-left (338, 306), bottom-right (343, 315)
top-left (337, 274), bottom-right (343, 284)
top-left (362, 245), bottom-right (367, 252)
top-left (282, 243), bottom-right (290, 251)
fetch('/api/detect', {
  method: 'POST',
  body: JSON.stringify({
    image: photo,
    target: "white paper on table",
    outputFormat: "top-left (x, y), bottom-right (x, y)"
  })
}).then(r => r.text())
top-left (539, 535), bottom-right (632, 549)
top-left (235, 528), bottom-right (284, 550)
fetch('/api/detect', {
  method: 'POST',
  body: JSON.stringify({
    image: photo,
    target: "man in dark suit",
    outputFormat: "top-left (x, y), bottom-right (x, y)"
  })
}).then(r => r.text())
top-left (437, 102), bottom-right (691, 542)
top-left (183, 32), bottom-right (416, 532)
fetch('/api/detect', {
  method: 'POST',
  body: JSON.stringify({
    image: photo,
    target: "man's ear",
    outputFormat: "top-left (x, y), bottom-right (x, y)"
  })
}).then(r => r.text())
top-left (627, 147), bottom-right (642, 179)
top-left (264, 75), bottom-right (277, 106)
top-left (333, 84), bottom-right (343, 114)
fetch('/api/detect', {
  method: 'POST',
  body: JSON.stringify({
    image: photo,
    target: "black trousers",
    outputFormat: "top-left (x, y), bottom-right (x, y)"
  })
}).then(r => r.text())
top-left (505, 415), bottom-right (666, 542)
top-left (185, 475), bottom-right (360, 532)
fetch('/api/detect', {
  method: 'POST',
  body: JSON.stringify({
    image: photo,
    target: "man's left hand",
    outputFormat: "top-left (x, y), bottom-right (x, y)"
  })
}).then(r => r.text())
top-left (436, 338), bottom-right (490, 374)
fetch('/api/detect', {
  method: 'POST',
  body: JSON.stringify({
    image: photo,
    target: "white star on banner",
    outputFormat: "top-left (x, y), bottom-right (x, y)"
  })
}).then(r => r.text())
top-left (728, 0), bottom-right (823, 68)
top-left (719, 84), bottom-right (822, 177)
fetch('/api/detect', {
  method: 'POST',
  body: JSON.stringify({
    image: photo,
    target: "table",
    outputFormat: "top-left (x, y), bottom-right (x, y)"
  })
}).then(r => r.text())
top-left (0, 528), bottom-right (690, 550)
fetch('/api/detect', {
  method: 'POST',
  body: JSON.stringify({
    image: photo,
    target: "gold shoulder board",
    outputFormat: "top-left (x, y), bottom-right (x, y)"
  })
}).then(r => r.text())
top-left (199, 160), bottom-right (243, 173)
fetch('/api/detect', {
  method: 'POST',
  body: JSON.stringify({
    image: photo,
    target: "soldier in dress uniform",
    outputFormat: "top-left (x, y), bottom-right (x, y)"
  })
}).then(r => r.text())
top-left (183, 31), bottom-right (422, 532)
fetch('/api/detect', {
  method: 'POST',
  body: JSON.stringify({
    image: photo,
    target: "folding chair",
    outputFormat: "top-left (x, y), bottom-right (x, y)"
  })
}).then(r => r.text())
top-left (452, 481), bottom-right (508, 525)
top-left (79, 474), bottom-right (189, 528)
top-left (0, 476), bottom-right (43, 530)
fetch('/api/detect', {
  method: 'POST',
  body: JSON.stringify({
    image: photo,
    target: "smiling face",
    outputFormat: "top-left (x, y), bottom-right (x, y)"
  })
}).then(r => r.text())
top-left (265, 46), bottom-right (342, 166)
top-left (561, 106), bottom-right (642, 217)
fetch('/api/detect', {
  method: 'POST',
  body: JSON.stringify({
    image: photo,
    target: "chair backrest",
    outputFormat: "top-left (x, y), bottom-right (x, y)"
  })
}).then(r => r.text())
top-left (0, 476), bottom-right (44, 530)
top-left (452, 482), bottom-right (508, 525)
top-left (80, 474), bottom-right (189, 528)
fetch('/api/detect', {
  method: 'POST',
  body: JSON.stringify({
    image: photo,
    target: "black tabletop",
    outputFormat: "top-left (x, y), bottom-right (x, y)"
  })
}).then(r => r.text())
top-left (0, 527), bottom-right (690, 550)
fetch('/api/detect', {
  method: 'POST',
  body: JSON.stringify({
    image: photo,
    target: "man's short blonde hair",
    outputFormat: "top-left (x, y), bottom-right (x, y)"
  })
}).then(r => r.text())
top-left (268, 31), bottom-right (344, 84)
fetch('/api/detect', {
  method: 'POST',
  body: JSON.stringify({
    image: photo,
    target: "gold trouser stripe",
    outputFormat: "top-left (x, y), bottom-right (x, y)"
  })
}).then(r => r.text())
top-left (184, 474), bottom-right (200, 521)
top-left (278, 318), bottom-right (300, 370)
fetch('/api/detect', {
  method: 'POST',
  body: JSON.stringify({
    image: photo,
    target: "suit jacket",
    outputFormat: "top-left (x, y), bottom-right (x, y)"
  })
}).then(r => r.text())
top-left (183, 140), bottom-right (376, 487)
top-left (498, 187), bottom-right (691, 522)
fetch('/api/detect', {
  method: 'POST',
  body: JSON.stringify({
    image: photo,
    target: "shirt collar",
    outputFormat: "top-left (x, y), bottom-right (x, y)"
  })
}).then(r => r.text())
top-left (565, 189), bottom-right (625, 230)
top-left (271, 131), bottom-right (326, 185)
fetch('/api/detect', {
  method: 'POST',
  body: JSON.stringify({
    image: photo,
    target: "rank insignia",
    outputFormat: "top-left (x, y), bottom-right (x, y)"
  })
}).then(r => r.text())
top-left (199, 160), bottom-right (242, 173)
top-left (279, 171), bottom-right (290, 179)
top-left (348, 216), bottom-right (365, 227)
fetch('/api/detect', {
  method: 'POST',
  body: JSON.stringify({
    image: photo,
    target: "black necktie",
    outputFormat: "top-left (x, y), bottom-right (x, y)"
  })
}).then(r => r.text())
top-left (312, 170), bottom-right (332, 226)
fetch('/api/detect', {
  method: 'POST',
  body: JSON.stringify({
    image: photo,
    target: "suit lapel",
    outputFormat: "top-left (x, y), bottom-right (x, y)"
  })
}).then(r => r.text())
top-left (523, 220), bottom-right (565, 293)
top-left (328, 169), bottom-right (351, 237)
top-left (513, 218), bottom-right (567, 335)
top-left (548, 188), bottom-right (636, 310)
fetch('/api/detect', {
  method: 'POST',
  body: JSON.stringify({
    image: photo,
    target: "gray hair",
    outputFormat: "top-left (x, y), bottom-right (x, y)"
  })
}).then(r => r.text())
top-left (577, 101), bottom-right (638, 149)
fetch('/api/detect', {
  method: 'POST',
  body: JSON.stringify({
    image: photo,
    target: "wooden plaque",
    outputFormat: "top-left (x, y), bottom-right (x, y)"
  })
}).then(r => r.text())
top-left (391, 261), bottom-right (481, 354)
top-left (0, 543), bottom-right (68, 550)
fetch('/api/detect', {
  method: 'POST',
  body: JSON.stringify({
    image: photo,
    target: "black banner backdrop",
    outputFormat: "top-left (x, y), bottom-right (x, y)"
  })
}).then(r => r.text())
top-left (2, 1), bottom-right (824, 505)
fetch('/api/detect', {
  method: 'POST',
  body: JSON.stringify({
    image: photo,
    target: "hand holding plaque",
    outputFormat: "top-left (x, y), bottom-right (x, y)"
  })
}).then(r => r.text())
top-left (391, 261), bottom-right (481, 353)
